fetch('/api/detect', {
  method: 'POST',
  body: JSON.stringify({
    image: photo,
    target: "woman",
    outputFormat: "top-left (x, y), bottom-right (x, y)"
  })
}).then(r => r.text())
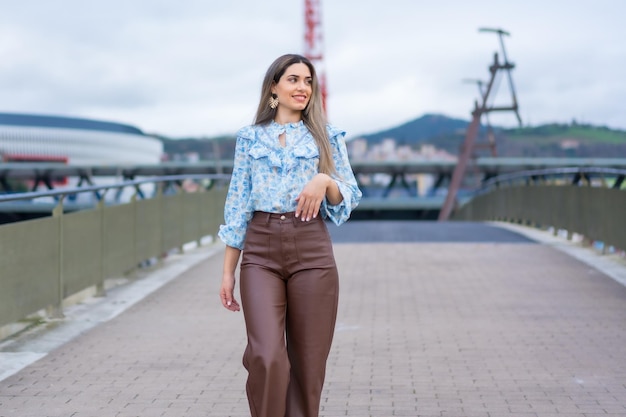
top-left (218, 53), bottom-right (361, 417)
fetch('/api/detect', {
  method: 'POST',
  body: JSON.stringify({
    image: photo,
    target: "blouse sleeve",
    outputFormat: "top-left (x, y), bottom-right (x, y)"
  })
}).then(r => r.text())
top-left (322, 126), bottom-right (362, 225)
top-left (218, 134), bottom-right (253, 250)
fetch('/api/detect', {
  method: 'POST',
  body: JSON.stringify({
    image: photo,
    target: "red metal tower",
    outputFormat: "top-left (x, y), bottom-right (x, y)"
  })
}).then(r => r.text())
top-left (438, 28), bottom-right (522, 221)
top-left (304, 0), bottom-right (327, 113)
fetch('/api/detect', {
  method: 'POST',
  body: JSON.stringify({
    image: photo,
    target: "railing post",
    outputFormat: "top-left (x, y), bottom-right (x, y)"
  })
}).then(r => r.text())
top-left (95, 197), bottom-right (107, 297)
top-left (196, 189), bottom-right (203, 248)
top-left (48, 197), bottom-right (66, 319)
top-left (157, 187), bottom-right (165, 264)
top-left (131, 193), bottom-right (138, 276)
top-left (127, 191), bottom-right (139, 279)
top-left (178, 188), bottom-right (185, 254)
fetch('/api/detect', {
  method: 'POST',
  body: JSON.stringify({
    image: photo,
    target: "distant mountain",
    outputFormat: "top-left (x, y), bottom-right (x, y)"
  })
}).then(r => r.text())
top-left (158, 134), bottom-right (237, 161)
top-left (157, 113), bottom-right (626, 159)
top-left (354, 113), bottom-right (474, 145)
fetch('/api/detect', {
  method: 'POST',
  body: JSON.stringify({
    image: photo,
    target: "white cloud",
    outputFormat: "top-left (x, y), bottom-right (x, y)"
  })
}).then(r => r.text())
top-left (0, 0), bottom-right (624, 137)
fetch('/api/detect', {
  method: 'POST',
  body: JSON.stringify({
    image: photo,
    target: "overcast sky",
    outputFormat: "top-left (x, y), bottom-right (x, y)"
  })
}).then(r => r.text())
top-left (0, 1), bottom-right (624, 139)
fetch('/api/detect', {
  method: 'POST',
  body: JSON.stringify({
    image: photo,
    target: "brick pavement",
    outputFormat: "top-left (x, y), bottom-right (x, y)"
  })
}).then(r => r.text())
top-left (1, 222), bottom-right (626, 417)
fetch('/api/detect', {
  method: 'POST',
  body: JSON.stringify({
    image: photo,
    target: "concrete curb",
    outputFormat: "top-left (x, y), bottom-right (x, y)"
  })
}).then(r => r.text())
top-left (491, 221), bottom-right (626, 287)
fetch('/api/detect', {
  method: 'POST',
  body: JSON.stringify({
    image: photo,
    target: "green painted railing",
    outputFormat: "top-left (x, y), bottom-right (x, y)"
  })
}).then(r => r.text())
top-left (452, 168), bottom-right (626, 251)
top-left (0, 176), bottom-right (227, 330)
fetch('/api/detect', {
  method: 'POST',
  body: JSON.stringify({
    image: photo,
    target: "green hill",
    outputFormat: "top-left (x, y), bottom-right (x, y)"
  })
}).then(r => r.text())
top-left (500, 123), bottom-right (626, 157)
top-left (353, 115), bottom-right (626, 158)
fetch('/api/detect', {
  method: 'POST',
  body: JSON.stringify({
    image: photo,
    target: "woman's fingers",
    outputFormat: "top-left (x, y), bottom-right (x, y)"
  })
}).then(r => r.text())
top-left (226, 297), bottom-right (241, 311)
top-left (304, 198), bottom-right (320, 220)
top-left (296, 194), bottom-right (321, 221)
top-left (220, 284), bottom-right (241, 312)
top-left (296, 174), bottom-right (328, 220)
top-left (221, 294), bottom-right (240, 311)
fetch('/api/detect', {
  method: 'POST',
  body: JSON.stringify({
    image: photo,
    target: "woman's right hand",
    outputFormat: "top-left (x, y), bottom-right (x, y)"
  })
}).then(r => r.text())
top-left (220, 273), bottom-right (241, 312)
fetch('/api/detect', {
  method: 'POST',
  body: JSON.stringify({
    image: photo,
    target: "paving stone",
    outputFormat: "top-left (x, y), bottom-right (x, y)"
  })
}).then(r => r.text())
top-left (1, 223), bottom-right (625, 417)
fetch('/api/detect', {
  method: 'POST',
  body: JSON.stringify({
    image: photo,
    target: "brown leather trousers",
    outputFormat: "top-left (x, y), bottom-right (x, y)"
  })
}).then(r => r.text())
top-left (240, 211), bottom-right (339, 417)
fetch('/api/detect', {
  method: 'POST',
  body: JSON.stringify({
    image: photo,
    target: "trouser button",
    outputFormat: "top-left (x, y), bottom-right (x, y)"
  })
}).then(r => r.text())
top-left (280, 215), bottom-right (286, 220)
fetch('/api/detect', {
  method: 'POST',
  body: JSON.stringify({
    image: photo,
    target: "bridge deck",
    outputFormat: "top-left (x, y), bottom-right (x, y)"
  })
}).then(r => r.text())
top-left (1, 222), bottom-right (625, 417)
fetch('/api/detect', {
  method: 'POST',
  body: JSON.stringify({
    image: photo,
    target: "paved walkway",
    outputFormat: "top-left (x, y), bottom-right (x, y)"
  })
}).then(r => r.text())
top-left (1, 222), bottom-right (626, 417)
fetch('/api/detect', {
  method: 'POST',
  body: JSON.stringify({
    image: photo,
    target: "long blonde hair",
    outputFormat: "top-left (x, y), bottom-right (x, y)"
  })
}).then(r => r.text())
top-left (254, 54), bottom-right (336, 175)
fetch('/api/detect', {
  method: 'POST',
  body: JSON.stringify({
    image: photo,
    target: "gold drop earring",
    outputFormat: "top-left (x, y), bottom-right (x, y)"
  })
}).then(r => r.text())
top-left (268, 93), bottom-right (279, 109)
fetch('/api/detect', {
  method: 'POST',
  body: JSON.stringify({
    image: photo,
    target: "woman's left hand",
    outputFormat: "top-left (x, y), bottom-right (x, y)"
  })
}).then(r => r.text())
top-left (295, 173), bottom-right (330, 221)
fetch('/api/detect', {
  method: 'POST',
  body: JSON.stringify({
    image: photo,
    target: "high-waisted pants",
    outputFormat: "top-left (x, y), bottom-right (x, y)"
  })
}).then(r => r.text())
top-left (240, 211), bottom-right (339, 417)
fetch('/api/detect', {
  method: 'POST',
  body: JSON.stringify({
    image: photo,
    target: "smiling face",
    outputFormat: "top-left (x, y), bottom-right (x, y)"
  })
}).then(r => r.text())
top-left (271, 62), bottom-right (312, 115)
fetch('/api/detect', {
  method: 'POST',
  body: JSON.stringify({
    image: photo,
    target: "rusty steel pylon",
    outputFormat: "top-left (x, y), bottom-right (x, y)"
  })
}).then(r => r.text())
top-left (462, 78), bottom-right (498, 157)
top-left (438, 28), bottom-right (522, 221)
top-left (304, 0), bottom-right (327, 113)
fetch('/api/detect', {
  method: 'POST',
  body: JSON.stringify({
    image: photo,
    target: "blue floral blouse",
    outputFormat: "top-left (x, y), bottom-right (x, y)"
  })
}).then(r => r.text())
top-left (218, 120), bottom-right (362, 250)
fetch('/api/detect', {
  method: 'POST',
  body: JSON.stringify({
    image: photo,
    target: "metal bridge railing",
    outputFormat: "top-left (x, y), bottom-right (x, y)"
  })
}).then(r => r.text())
top-left (453, 168), bottom-right (626, 252)
top-left (0, 175), bottom-right (229, 336)
top-left (479, 167), bottom-right (626, 190)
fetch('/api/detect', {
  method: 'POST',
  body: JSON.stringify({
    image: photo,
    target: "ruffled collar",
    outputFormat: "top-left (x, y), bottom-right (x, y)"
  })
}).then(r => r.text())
top-left (268, 119), bottom-right (305, 134)
top-left (246, 120), bottom-right (319, 170)
top-left (261, 120), bottom-right (308, 147)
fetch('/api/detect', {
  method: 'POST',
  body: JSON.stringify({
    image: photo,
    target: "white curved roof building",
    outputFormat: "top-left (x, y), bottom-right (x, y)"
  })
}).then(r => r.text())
top-left (0, 113), bottom-right (163, 165)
